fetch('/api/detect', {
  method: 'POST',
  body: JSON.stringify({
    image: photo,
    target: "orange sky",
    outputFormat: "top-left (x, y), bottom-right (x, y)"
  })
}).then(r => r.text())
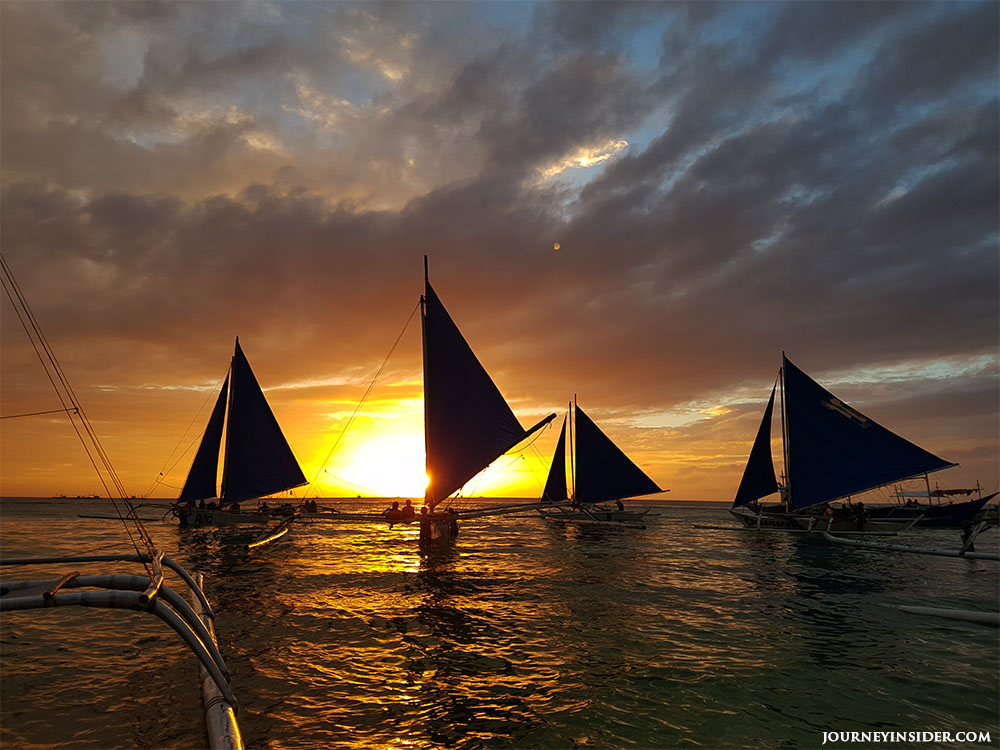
top-left (1, 278), bottom-right (995, 502)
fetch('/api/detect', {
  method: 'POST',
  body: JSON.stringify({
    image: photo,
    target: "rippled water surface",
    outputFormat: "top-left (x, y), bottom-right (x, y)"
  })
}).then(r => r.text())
top-left (2, 498), bottom-right (998, 749)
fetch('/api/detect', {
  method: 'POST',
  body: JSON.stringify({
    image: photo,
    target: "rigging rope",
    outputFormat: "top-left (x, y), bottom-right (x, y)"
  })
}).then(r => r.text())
top-left (0, 407), bottom-right (79, 420)
top-left (306, 300), bottom-right (421, 498)
top-left (454, 416), bottom-right (554, 499)
top-left (1, 254), bottom-right (157, 574)
top-left (143, 367), bottom-right (230, 500)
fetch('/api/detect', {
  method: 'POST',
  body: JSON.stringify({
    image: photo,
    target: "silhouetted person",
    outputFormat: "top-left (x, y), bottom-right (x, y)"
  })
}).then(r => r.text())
top-left (418, 506), bottom-right (431, 544)
top-left (382, 501), bottom-right (402, 527)
top-left (961, 522), bottom-right (977, 552)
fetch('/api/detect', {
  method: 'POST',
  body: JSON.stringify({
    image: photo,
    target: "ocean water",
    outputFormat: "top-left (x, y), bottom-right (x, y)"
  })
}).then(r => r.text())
top-left (1, 497), bottom-right (998, 750)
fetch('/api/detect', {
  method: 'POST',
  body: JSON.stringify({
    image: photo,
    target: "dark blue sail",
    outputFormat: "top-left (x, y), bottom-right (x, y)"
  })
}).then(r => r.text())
top-left (575, 404), bottom-right (660, 504)
top-left (784, 355), bottom-right (956, 509)
top-left (422, 280), bottom-right (536, 508)
top-left (732, 384), bottom-right (779, 508)
top-left (221, 338), bottom-right (307, 504)
top-left (541, 416), bottom-right (568, 503)
top-left (179, 373), bottom-right (229, 502)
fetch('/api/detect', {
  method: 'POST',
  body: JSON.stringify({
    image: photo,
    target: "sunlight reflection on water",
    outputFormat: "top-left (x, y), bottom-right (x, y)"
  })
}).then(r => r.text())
top-left (1, 498), bottom-right (998, 749)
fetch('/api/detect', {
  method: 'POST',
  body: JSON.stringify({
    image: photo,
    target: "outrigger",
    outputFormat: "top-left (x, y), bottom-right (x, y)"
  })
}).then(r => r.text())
top-left (0, 253), bottom-right (242, 749)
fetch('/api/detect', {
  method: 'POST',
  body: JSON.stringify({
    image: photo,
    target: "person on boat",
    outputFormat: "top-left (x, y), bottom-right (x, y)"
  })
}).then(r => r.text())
top-left (961, 522), bottom-right (977, 552)
top-left (229, 502), bottom-right (240, 513)
top-left (401, 499), bottom-right (416, 523)
top-left (206, 501), bottom-right (218, 510)
top-left (382, 501), bottom-right (403, 527)
top-left (198, 499), bottom-right (206, 509)
top-left (447, 507), bottom-right (459, 538)
top-left (616, 500), bottom-right (625, 512)
top-left (855, 501), bottom-right (867, 531)
top-left (418, 506), bottom-right (431, 544)
top-left (303, 499), bottom-right (318, 513)
top-left (260, 501), bottom-right (270, 514)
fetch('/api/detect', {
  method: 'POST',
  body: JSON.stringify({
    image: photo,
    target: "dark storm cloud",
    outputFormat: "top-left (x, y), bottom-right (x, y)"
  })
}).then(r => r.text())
top-left (1, 0), bottom-right (996, 496)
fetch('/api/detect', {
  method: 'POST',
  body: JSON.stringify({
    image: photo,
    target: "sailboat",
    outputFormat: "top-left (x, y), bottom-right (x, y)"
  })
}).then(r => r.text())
top-left (538, 398), bottom-right (663, 527)
top-left (730, 354), bottom-right (958, 533)
top-left (172, 337), bottom-right (307, 526)
top-left (419, 257), bottom-right (556, 542)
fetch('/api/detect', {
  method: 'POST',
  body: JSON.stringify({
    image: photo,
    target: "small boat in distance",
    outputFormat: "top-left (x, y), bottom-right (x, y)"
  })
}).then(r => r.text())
top-left (172, 338), bottom-right (307, 526)
top-left (730, 355), bottom-right (955, 533)
top-left (538, 398), bottom-right (662, 528)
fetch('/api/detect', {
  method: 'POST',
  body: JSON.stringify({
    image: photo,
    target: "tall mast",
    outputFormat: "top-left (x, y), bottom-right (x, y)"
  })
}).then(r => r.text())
top-left (570, 396), bottom-right (576, 501)
top-left (421, 256), bottom-right (429, 505)
top-left (220, 337), bottom-right (238, 500)
top-left (779, 356), bottom-right (789, 510)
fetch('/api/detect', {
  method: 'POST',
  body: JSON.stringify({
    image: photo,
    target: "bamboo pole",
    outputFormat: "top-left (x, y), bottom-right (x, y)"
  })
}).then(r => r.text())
top-left (191, 573), bottom-right (244, 750)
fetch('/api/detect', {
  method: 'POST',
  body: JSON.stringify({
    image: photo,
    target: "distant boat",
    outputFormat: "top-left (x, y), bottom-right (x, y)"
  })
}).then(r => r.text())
top-left (172, 337), bottom-right (306, 527)
top-left (538, 398), bottom-right (662, 528)
top-left (730, 355), bottom-right (955, 533)
top-left (419, 257), bottom-right (555, 542)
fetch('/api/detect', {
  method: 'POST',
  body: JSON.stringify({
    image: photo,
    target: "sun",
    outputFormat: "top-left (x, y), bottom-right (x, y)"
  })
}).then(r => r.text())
top-left (337, 433), bottom-right (428, 498)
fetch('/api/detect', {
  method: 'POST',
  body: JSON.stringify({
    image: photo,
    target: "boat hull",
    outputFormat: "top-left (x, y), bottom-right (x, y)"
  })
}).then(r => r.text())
top-left (174, 507), bottom-right (288, 527)
top-left (729, 507), bottom-right (910, 533)
top-left (538, 505), bottom-right (651, 528)
top-left (866, 493), bottom-right (997, 528)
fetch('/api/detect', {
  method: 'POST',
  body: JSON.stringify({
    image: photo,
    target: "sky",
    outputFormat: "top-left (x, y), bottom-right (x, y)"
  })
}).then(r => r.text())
top-left (1, 1), bottom-right (997, 502)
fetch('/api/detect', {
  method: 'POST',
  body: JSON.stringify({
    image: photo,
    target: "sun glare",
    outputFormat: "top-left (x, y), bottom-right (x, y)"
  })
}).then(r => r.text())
top-left (336, 434), bottom-right (428, 498)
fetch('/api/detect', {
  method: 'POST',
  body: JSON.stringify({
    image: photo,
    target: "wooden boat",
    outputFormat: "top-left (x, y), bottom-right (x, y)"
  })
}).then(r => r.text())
top-left (418, 257), bottom-right (555, 542)
top-left (537, 399), bottom-right (662, 528)
top-left (171, 338), bottom-right (307, 527)
top-left (730, 354), bottom-right (956, 534)
top-left (865, 485), bottom-right (998, 528)
top-left (0, 253), bottom-right (242, 749)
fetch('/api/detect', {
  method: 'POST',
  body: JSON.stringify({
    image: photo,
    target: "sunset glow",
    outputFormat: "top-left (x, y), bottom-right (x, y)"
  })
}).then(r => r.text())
top-left (332, 433), bottom-right (428, 498)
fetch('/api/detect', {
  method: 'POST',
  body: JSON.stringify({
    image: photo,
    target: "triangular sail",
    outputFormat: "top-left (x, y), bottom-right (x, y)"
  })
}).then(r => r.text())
top-left (541, 416), bottom-right (568, 503)
top-left (732, 384), bottom-right (780, 508)
top-left (221, 338), bottom-right (307, 504)
top-left (179, 373), bottom-right (229, 502)
top-left (784, 355), bottom-right (956, 510)
top-left (575, 405), bottom-right (660, 504)
top-left (422, 280), bottom-right (535, 508)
